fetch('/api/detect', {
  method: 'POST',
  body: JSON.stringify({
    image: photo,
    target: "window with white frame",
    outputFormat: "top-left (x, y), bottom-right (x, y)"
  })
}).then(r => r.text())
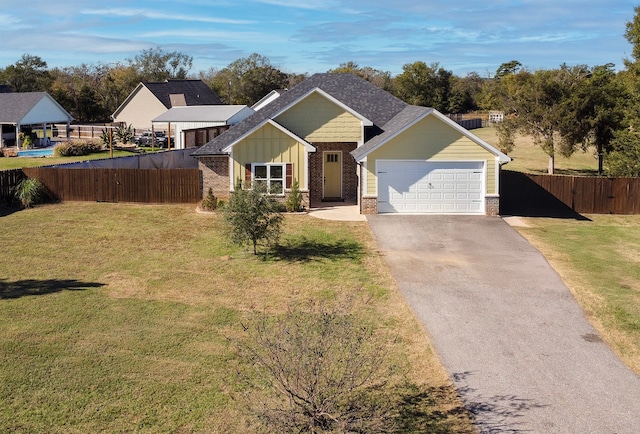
top-left (252, 163), bottom-right (285, 195)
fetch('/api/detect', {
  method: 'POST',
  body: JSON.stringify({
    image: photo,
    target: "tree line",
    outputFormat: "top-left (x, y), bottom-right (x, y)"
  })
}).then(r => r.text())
top-left (3, 7), bottom-right (640, 176)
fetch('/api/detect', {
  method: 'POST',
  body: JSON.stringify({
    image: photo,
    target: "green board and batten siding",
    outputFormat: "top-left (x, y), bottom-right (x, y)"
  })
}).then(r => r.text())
top-left (233, 123), bottom-right (308, 188)
top-left (274, 92), bottom-right (362, 143)
top-left (365, 115), bottom-right (497, 196)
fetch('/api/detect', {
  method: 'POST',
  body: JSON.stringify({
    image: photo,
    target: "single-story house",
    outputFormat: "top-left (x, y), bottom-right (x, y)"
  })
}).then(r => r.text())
top-left (112, 79), bottom-right (223, 132)
top-left (192, 73), bottom-right (510, 215)
top-left (152, 105), bottom-right (255, 149)
top-left (0, 92), bottom-right (73, 148)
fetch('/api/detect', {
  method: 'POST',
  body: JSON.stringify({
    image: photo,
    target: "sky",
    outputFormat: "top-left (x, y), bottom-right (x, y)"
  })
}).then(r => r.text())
top-left (0, 0), bottom-right (637, 78)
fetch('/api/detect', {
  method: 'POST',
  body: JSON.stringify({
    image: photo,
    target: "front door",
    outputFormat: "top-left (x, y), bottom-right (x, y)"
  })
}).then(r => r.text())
top-left (323, 151), bottom-right (342, 199)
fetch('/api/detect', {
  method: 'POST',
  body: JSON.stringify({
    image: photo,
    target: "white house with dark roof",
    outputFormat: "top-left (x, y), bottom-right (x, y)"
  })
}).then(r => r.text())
top-left (152, 105), bottom-right (254, 149)
top-left (192, 73), bottom-right (510, 215)
top-left (0, 92), bottom-right (73, 148)
top-left (112, 79), bottom-right (223, 132)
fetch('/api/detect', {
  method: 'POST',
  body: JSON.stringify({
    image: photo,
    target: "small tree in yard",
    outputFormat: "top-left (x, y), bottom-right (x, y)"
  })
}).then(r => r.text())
top-left (224, 184), bottom-right (283, 255)
top-left (285, 178), bottom-right (303, 212)
top-left (237, 300), bottom-right (400, 433)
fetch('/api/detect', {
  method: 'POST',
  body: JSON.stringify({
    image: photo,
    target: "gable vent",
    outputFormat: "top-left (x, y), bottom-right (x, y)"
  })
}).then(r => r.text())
top-left (169, 93), bottom-right (186, 107)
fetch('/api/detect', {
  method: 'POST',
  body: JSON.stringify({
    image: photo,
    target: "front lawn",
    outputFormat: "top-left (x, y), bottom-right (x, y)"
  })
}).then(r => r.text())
top-left (515, 215), bottom-right (640, 374)
top-left (0, 203), bottom-right (472, 433)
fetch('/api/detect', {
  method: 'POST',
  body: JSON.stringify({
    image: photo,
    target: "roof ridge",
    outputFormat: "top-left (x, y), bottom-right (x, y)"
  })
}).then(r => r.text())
top-left (193, 73), bottom-right (408, 156)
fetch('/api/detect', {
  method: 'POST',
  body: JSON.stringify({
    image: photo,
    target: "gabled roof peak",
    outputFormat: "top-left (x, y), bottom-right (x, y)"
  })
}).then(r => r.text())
top-left (193, 73), bottom-right (408, 156)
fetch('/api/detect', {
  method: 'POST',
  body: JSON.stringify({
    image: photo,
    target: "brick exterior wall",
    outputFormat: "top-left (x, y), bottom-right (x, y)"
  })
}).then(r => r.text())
top-left (361, 196), bottom-right (378, 214)
top-left (199, 156), bottom-right (230, 200)
top-left (486, 196), bottom-right (500, 216)
top-left (199, 155), bottom-right (310, 209)
top-left (308, 142), bottom-right (358, 203)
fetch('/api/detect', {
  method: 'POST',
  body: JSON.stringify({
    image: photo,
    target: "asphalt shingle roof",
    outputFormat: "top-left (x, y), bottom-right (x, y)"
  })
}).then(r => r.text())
top-left (351, 105), bottom-right (432, 161)
top-left (192, 73), bottom-right (409, 156)
top-left (144, 79), bottom-right (223, 108)
top-left (152, 105), bottom-right (252, 122)
top-left (0, 92), bottom-right (72, 124)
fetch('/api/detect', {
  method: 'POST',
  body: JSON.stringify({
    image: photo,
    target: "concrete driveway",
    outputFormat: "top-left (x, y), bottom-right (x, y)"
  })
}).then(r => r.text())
top-left (367, 215), bottom-right (640, 433)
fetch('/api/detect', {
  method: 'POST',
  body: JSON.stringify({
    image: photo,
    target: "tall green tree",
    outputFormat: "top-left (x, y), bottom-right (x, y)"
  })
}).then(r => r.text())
top-left (497, 67), bottom-right (585, 174)
top-left (99, 64), bottom-right (142, 116)
top-left (605, 6), bottom-right (640, 176)
top-left (128, 48), bottom-right (193, 82)
top-left (0, 54), bottom-right (52, 92)
top-left (50, 64), bottom-right (111, 122)
top-left (448, 72), bottom-right (485, 113)
top-left (494, 60), bottom-right (522, 81)
top-left (209, 53), bottom-right (290, 105)
top-left (559, 64), bottom-right (627, 174)
top-left (393, 61), bottom-right (453, 113)
top-left (328, 61), bottom-right (394, 91)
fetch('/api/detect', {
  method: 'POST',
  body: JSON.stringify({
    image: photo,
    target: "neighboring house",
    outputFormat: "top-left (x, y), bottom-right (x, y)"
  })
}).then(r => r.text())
top-left (152, 105), bottom-right (255, 149)
top-left (0, 92), bottom-right (73, 148)
top-left (112, 79), bottom-right (223, 132)
top-left (488, 110), bottom-right (504, 123)
top-left (192, 73), bottom-right (510, 215)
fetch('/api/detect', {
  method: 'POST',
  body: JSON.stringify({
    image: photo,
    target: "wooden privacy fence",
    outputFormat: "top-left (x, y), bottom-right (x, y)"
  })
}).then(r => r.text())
top-left (501, 170), bottom-right (640, 215)
top-left (0, 169), bottom-right (25, 201)
top-left (22, 167), bottom-right (201, 204)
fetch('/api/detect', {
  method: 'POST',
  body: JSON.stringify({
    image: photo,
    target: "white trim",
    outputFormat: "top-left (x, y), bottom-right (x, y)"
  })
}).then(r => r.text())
top-left (361, 160), bottom-right (368, 200)
top-left (304, 149), bottom-right (310, 191)
top-left (322, 150), bottom-right (343, 199)
top-left (271, 88), bottom-right (374, 126)
top-left (495, 156), bottom-right (501, 195)
top-left (430, 110), bottom-right (510, 163)
top-left (221, 119), bottom-right (315, 153)
top-left (251, 162), bottom-right (286, 195)
top-left (229, 150), bottom-right (235, 191)
top-left (353, 108), bottom-right (511, 164)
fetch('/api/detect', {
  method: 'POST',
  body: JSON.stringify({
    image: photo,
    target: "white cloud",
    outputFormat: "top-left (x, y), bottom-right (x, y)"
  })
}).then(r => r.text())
top-left (139, 29), bottom-right (287, 43)
top-left (0, 13), bottom-right (23, 26)
top-left (80, 8), bottom-right (254, 25)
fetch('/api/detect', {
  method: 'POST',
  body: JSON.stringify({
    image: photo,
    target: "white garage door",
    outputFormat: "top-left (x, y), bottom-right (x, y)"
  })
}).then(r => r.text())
top-left (377, 161), bottom-right (484, 214)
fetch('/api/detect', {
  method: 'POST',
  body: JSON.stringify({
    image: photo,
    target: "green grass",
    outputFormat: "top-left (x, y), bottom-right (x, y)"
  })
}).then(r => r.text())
top-left (0, 150), bottom-right (138, 170)
top-left (473, 126), bottom-right (600, 175)
top-left (0, 203), bottom-right (472, 433)
top-left (516, 215), bottom-right (640, 374)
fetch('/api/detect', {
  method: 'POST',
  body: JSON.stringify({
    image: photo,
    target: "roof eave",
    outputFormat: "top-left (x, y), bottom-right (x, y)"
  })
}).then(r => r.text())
top-left (221, 119), bottom-right (315, 153)
top-left (112, 82), bottom-right (144, 119)
top-left (430, 110), bottom-right (511, 162)
top-left (271, 87), bottom-right (374, 126)
top-left (353, 108), bottom-right (433, 162)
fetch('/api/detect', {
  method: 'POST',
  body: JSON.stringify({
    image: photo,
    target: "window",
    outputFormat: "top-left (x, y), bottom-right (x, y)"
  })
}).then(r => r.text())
top-left (252, 163), bottom-right (285, 195)
top-left (326, 153), bottom-right (339, 163)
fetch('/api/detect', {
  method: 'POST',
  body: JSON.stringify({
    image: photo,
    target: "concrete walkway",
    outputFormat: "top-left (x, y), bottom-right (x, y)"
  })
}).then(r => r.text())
top-left (368, 215), bottom-right (640, 433)
top-left (308, 201), bottom-right (366, 221)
